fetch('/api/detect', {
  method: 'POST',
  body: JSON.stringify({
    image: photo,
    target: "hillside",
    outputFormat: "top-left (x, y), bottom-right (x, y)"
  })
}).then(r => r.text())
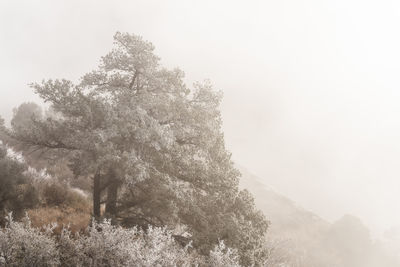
top-left (238, 166), bottom-right (329, 242)
top-left (238, 166), bottom-right (400, 267)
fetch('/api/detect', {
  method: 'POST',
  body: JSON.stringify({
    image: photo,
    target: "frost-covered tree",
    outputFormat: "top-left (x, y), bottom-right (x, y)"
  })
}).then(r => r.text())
top-left (6, 32), bottom-right (269, 265)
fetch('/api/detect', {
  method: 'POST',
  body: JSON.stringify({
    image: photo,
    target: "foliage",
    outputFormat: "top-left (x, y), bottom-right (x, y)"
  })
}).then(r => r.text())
top-left (209, 240), bottom-right (241, 267)
top-left (40, 180), bottom-right (89, 209)
top-left (0, 214), bottom-right (59, 267)
top-left (0, 145), bottom-right (38, 225)
top-left (24, 167), bottom-right (91, 234)
top-left (0, 117), bottom-right (4, 134)
top-left (0, 215), bottom-right (245, 267)
top-left (58, 220), bottom-right (198, 267)
top-left (11, 102), bottom-right (43, 132)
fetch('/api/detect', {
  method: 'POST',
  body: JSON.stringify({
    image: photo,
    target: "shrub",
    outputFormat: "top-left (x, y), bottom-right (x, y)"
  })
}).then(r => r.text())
top-left (209, 240), bottom-right (241, 267)
top-left (0, 214), bottom-right (59, 267)
top-left (59, 219), bottom-right (200, 267)
top-left (0, 214), bottom-right (242, 266)
top-left (0, 146), bottom-right (39, 225)
top-left (32, 177), bottom-right (91, 213)
top-left (43, 182), bottom-right (69, 206)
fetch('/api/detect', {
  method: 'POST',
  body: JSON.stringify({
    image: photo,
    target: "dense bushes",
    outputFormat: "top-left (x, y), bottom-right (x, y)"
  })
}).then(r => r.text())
top-left (0, 214), bottom-right (59, 267)
top-left (0, 147), bottom-right (252, 266)
top-left (0, 146), bottom-right (39, 225)
top-left (37, 179), bottom-right (90, 211)
top-left (0, 215), bottom-right (241, 267)
top-left (25, 171), bottom-right (91, 233)
top-left (0, 145), bottom-right (91, 234)
top-left (209, 241), bottom-right (241, 267)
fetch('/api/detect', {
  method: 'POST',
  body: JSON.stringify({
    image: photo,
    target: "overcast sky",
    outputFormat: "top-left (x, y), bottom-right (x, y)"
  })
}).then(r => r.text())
top-left (1, 0), bottom-right (400, 237)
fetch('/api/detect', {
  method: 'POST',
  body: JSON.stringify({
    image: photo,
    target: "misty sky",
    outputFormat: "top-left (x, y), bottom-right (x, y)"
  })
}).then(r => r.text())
top-left (1, 0), bottom-right (400, 237)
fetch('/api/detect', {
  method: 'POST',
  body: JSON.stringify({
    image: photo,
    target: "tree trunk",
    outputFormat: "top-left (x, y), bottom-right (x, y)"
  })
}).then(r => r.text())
top-left (93, 171), bottom-right (101, 220)
top-left (105, 168), bottom-right (119, 223)
top-left (105, 182), bottom-right (118, 215)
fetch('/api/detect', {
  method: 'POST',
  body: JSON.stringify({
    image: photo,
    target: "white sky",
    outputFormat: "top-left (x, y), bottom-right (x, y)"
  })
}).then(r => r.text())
top-left (1, 0), bottom-right (400, 236)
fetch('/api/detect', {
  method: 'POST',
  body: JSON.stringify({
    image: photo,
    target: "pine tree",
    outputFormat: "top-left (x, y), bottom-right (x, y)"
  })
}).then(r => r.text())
top-left (6, 32), bottom-right (269, 265)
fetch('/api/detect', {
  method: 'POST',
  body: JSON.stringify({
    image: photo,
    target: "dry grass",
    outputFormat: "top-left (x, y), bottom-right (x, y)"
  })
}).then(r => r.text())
top-left (28, 206), bottom-right (91, 234)
top-left (25, 176), bottom-right (93, 234)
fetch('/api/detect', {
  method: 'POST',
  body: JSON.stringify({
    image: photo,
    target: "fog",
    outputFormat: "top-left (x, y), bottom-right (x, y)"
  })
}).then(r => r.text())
top-left (1, 0), bottom-right (400, 239)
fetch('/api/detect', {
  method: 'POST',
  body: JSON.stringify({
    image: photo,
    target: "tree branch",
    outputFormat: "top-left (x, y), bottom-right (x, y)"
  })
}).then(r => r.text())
top-left (129, 70), bottom-right (138, 90)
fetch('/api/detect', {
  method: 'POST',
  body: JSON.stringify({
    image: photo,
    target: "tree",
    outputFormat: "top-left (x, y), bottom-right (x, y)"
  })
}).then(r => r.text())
top-left (0, 116), bottom-right (4, 130)
top-left (7, 32), bottom-right (268, 265)
top-left (0, 116), bottom-right (6, 141)
top-left (11, 102), bottom-right (43, 131)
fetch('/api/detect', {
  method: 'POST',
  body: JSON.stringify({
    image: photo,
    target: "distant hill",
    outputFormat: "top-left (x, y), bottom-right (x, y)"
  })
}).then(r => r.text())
top-left (237, 165), bottom-right (329, 242)
top-left (237, 166), bottom-right (400, 267)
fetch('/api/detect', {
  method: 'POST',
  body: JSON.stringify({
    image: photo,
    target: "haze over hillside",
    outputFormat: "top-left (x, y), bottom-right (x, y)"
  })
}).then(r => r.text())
top-left (238, 166), bottom-right (400, 266)
top-left (238, 165), bottom-right (328, 238)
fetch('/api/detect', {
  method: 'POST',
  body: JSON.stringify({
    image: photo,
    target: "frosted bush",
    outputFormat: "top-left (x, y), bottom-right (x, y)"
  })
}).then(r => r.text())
top-left (67, 219), bottom-right (199, 267)
top-left (0, 215), bottom-right (242, 267)
top-left (0, 214), bottom-right (59, 267)
top-left (58, 219), bottom-right (202, 267)
top-left (209, 240), bottom-right (241, 267)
